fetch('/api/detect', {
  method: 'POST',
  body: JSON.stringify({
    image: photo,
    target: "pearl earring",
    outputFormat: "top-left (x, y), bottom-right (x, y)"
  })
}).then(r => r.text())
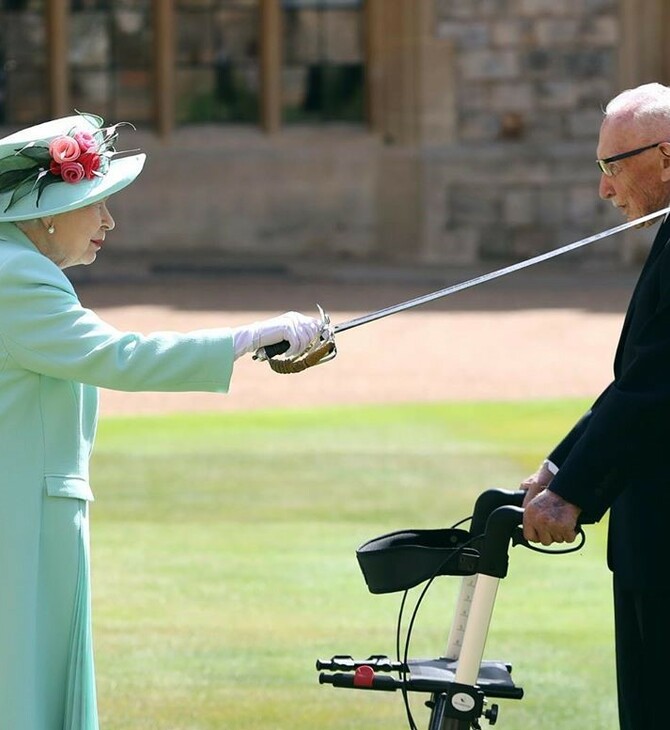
top-left (47, 224), bottom-right (55, 234)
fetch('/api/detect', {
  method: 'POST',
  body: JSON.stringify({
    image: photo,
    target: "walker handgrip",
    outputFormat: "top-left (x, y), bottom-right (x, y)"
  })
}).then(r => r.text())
top-left (478, 505), bottom-right (525, 578)
top-left (319, 672), bottom-right (399, 692)
top-left (470, 489), bottom-right (526, 537)
top-left (263, 340), bottom-right (290, 358)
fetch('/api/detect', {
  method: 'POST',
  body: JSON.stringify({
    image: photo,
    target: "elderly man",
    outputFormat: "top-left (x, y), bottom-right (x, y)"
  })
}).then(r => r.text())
top-left (521, 82), bottom-right (670, 730)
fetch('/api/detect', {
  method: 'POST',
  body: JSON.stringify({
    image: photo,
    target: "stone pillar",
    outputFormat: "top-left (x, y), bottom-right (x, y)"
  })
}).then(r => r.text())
top-left (153, 0), bottom-right (175, 138)
top-left (260, 0), bottom-right (282, 134)
top-left (619, 0), bottom-right (670, 89)
top-left (415, 1), bottom-right (456, 145)
top-left (367, 0), bottom-right (455, 146)
top-left (47, 1), bottom-right (69, 118)
top-left (369, 0), bottom-right (457, 262)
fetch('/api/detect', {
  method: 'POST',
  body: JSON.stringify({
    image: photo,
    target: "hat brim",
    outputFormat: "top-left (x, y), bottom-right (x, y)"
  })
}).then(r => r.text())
top-left (0, 152), bottom-right (146, 222)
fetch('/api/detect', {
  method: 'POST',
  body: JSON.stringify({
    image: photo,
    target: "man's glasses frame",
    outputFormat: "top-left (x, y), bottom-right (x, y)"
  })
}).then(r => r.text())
top-left (597, 141), bottom-right (665, 176)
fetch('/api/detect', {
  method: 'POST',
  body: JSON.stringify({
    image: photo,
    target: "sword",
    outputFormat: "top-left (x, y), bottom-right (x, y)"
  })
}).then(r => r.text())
top-left (260, 205), bottom-right (670, 364)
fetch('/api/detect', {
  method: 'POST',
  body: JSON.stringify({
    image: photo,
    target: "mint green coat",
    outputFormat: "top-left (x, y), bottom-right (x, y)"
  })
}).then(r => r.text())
top-left (0, 223), bottom-right (234, 730)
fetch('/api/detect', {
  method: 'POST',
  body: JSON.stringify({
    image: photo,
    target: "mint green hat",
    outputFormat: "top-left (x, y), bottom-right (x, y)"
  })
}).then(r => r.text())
top-left (0, 112), bottom-right (145, 222)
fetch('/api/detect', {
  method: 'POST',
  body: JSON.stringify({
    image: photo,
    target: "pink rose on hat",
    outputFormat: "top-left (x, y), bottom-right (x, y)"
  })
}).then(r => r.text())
top-left (46, 129), bottom-right (103, 183)
top-left (48, 135), bottom-right (80, 164)
top-left (73, 130), bottom-right (98, 154)
top-left (60, 161), bottom-right (85, 184)
top-left (79, 151), bottom-right (101, 180)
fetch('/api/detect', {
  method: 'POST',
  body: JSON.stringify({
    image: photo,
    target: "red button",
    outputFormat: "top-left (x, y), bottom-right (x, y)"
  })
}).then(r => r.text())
top-left (353, 665), bottom-right (375, 688)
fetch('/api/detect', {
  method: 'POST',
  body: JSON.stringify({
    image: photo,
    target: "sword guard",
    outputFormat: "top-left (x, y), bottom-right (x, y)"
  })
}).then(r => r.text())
top-left (255, 305), bottom-right (337, 374)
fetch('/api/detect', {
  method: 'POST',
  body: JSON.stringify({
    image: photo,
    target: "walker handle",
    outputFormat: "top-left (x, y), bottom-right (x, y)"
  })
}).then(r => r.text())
top-left (470, 489), bottom-right (525, 537)
top-left (478, 505), bottom-right (525, 578)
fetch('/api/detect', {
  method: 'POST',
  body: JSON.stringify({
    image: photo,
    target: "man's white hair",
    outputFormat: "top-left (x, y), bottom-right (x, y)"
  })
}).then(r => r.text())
top-left (605, 83), bottom-right (670, 130)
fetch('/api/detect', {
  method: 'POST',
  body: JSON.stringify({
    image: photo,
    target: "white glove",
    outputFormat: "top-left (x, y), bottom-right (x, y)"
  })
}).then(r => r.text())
top-left (232, 312), bottom-right (321, 360)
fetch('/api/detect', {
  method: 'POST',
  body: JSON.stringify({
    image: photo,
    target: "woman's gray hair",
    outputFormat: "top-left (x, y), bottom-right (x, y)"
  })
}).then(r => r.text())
top-left (14, 219), bottom-right (37, 234)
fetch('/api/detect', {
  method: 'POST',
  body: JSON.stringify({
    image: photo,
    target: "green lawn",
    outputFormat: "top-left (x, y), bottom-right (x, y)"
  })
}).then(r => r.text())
top-left (90, 399), bottom-right (616, 729)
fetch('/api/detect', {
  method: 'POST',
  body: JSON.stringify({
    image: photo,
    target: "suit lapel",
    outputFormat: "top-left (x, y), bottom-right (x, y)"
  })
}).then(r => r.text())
top-left (614, 216), bottom-right (670, 371)
top-left (642, 214), bottom-right (670, 270)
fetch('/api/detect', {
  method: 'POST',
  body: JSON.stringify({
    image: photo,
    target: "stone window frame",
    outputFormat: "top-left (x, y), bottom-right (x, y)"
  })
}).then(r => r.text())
top-left (45, 0), bottom-right (371, 137)
top-left (13, 0), bottom-right (451, 142)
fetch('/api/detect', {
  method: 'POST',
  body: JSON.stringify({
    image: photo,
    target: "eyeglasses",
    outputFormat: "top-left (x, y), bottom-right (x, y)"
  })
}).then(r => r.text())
top-left (597, 141), bottom-right (665, 176)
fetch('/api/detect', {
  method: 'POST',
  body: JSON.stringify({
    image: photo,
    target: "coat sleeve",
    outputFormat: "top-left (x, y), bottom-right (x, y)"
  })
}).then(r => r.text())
top-left (548, 252), bottom-right (670, 522)
top-left (0, 248), bottom-right (235, 393)
top-left (547, 386), bottom-right (612, 466)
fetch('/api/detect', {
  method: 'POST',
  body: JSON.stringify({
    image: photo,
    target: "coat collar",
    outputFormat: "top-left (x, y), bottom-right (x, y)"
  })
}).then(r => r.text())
top-left (0, 221), bottom-right (42, 255)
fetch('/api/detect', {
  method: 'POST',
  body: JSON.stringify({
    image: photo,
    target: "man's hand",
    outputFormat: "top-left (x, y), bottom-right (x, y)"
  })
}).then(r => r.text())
top-left (520, 461), bottom-right (555, 507)
top-left (523, 490), bottom-right (582, 546)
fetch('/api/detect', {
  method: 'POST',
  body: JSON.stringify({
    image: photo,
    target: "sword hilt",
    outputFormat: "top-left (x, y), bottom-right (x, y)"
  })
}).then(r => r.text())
top-left (263, 340), bottom-right (290, 358)
top-left (257, 305), bottom-right (332, 361)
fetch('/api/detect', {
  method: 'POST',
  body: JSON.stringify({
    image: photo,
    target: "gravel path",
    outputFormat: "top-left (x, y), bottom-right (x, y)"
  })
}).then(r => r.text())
top-left (75, 267), bottom-right (636, 416)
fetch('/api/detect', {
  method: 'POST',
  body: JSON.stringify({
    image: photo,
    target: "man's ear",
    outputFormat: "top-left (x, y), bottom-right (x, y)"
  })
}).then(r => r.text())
top-left (659, 143), bottom-right (670, 182)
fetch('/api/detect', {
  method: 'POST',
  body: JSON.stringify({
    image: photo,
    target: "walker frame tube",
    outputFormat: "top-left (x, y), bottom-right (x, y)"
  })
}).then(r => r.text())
top-left (444, 574), bottom-right (478, 661)
top-left (453, 574), bottom-right (500, 686)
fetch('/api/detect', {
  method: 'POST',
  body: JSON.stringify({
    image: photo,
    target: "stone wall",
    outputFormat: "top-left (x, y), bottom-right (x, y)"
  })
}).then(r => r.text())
top-left (404, 0), bottom-right (628, 267)
top-left (436, 0), bottom-right (618, 145)
top-left (88, 125), bottom-right (381, 277)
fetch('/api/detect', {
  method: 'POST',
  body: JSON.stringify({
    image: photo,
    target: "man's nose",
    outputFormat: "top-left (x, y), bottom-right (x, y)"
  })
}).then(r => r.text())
top-left (599, 173), bottom-right (615, 200)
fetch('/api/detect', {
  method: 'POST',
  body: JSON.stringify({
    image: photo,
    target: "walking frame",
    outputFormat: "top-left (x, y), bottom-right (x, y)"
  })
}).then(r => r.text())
top-left (315, 488), bottom-right (588, 729)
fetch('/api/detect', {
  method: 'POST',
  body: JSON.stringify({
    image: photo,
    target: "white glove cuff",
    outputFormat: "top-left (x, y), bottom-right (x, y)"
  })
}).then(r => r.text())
top-left (231, 326), bottom-right (255, 360)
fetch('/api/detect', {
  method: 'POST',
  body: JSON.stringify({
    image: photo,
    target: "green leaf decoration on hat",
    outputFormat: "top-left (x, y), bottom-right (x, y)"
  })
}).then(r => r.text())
top-left (0, 151), bottom-right (45, 211)
top-left (15, 144), bottom-right (51, 164)
top-left (7, 175), bottom-right (39, 211)
top-left (0, 153), bottom-right (35, 177)
top-left (0, 166), bottom-right (37, 194)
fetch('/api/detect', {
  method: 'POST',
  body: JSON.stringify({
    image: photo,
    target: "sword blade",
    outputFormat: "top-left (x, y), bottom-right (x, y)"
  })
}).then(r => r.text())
top-left (333, 206), bottom-right (670, 334)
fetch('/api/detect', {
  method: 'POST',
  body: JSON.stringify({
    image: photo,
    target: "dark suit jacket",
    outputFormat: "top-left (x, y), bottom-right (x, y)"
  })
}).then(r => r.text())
top-left (548, 216), bottom-right (670, 590)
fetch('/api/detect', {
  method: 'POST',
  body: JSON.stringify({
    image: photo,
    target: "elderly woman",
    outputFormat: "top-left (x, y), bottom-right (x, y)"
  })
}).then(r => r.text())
top-left (0, 114), bottom-right (320, 730)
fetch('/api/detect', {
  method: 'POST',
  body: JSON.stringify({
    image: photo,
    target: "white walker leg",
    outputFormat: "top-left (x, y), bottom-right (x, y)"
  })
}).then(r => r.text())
top-left (445, 574), bottom-right (478, 661)
top-left (454, 575), bottom-right (500, 686)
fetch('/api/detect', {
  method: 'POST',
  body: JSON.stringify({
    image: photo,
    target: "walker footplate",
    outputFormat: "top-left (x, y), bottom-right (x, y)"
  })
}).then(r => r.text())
top-left (317, 654), bottom-right (523, 700)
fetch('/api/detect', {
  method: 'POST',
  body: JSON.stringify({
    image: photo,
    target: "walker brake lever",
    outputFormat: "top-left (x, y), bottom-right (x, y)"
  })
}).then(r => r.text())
top-left (511, 526), bottom-right (586, 554)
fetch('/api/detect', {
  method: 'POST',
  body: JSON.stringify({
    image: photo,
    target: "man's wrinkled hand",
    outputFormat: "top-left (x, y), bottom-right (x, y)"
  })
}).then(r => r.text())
top-left (520, 461), bottom-right (555, 507)
top-left (523, 490), bottom-right (581, 546)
